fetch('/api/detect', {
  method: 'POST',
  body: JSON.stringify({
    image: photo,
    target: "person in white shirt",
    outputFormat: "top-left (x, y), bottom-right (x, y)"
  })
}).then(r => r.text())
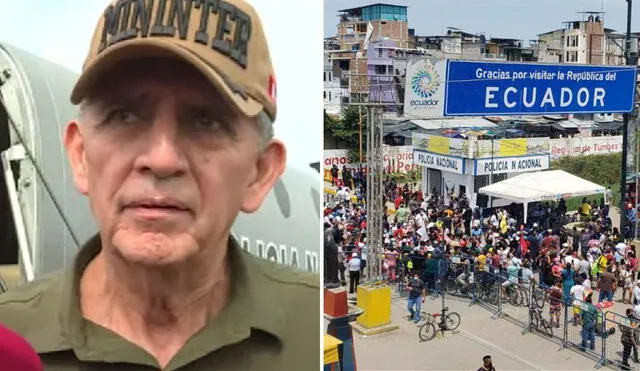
top-left (415, 213), bottom-right (424, 229)
top-left (621, 265), bottom-right (633, 304)
top-left (520, 262), bottom-right (535, 305)
top-left (616, 242), bottom-right (627, 257)
top-left (348, 252), bottom-right (361, 294)
top-left (359, 241), bottom-right (368, 276)
top-left (570, 282), bottom-right (586, 326)
top-left (511, 255), bottom-right (523, 267)
top-left (577, 256), bottom-right (591, 278)
top-left (582, 275), bottom-right (592, 291)
top-left (633, 280), bottom-right (640, 305)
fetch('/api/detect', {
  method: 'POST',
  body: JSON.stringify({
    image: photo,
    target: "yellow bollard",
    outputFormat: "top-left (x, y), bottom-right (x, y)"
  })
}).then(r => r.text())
top-left (351, 285), bottom-right (399, 336)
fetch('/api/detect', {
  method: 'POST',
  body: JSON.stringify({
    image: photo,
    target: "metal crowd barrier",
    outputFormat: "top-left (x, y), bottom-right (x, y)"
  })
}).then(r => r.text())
top-left (426, 257), bottom-right (640, 369)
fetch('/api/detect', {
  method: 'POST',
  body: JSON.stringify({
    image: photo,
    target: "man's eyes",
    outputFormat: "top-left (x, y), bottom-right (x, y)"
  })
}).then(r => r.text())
top-left (101, 106), bottom-right (230, 133)
top-left (103, 107), bottom-right (140, 124)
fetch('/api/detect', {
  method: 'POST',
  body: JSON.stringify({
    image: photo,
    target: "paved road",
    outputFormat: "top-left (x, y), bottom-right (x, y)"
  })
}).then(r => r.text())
top-left (351, 293), bottom-right (611, 370)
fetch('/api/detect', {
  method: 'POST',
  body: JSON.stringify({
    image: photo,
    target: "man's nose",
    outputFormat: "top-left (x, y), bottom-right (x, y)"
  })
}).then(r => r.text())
top-left (135, 114), bottom-right (187, 178)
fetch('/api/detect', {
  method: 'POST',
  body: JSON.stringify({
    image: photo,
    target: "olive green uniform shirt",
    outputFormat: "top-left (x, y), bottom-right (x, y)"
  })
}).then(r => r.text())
top-left (0, 234), bottom-right (320, 370)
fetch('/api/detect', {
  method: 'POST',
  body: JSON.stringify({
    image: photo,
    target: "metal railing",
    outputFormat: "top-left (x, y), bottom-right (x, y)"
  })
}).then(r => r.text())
top-left (412, 258), bottom-right (640, 369)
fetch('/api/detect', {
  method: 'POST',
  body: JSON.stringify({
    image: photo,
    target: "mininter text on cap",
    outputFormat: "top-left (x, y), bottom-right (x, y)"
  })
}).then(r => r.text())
top-left (71, 0), bottom-right (277, 121)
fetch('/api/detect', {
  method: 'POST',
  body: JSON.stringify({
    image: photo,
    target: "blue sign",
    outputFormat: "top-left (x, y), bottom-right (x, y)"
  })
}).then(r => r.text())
top-left (443, 60), bottom-right (637, 116)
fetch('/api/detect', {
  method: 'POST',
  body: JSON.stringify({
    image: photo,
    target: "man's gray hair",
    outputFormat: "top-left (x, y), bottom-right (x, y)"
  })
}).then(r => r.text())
top-left (256, 110), bottom-right (274, 149)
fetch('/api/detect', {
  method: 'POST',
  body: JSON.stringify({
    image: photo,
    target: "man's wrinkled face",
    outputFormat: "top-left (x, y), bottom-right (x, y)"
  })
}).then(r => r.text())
top-left (64, 58), bottom-right (284, 266)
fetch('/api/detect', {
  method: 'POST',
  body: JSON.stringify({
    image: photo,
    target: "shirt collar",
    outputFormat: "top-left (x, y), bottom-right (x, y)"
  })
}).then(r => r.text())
top-left (56, 233), bottom-right (286, 363)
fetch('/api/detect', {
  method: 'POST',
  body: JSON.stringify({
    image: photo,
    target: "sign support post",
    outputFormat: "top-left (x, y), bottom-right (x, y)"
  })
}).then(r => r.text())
top-left (620, 0), bottom-right (633, 236)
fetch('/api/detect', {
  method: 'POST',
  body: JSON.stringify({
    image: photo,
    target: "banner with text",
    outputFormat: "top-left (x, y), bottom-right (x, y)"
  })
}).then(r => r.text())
top-left (413, 150), bottom-right (465, 174)
top-left (444, 60), bottom-right (636, 116)
top-left (473, 154), bottom-right (550, 175)
top-left (475, 137), bottom-right (550, 159)
top-left (403, 58), bottom-right (637, 118)
top-left (412, 132), bottom-right (469, 157)
top-left (548, 136), bottom-right (622, 159)
top-left (324, 146), bottom-right (415, 174)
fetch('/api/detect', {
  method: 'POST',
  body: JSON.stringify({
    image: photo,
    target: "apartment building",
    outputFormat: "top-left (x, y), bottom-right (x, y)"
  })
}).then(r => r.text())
top-left (335, 3), bottom-right (409, 51)
top-left (537, 13), bottom-right (627, 65)
top-left (324, 3), bottom-right (411, 110)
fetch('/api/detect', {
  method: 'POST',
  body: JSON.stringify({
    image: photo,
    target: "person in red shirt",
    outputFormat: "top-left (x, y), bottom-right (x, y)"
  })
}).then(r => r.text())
top-left (541, 230), bottom-right (553, 249)
top-left (394, 194), bottom-right (403, 210)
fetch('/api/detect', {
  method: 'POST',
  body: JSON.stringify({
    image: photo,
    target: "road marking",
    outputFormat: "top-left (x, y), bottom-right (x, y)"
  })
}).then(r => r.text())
top-left (459, 328), bottom-right (547, 370)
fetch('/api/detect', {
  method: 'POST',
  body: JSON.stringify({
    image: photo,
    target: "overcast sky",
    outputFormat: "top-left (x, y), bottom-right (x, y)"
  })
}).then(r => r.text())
top-left (0, 0), bottom-right (322, 167)
top-left (324, 0), bottom-right (638, 41)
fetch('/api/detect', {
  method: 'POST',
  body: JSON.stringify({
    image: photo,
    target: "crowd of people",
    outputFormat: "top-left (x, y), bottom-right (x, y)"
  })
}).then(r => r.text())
top-left (324, 167), bottom-right (640, 369)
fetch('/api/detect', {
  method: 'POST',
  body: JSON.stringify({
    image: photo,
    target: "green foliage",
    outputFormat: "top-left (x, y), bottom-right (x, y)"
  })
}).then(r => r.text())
top-left (324, 106), bottom-right (367, 161)
top-left (551, 152), bottom-right (621, 186)
top-left (551, 153), bottom-right (621, 209)
top-left (386, 169), bottom-right (422, 185)
top-left (563, 194), bottom-right (605, 213)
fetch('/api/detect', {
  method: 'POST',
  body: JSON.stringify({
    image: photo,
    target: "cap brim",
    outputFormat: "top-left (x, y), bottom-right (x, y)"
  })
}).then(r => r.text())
top-left (71, 38), bottom-right (262, 118)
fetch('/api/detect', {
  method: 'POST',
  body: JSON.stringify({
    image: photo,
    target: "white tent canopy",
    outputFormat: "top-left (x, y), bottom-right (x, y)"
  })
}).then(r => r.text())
top-left (478, 170), bottom-right (606, 224)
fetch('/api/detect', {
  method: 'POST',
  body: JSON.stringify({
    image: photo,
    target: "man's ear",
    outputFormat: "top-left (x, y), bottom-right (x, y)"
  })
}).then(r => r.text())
top-left (241, 139), bottom-right (287, 213)
top-left (63, 120), bottom-right (89, 195)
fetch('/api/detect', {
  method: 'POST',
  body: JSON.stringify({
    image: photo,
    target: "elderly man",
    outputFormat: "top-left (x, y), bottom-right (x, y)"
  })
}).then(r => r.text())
top-left (0, 0), bottom-right (319, 370)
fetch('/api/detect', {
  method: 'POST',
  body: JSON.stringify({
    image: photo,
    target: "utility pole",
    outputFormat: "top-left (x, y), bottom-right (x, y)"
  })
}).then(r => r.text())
top-left (490, 136), bottom-right (495, 209)
top-left (620, 0), bottom-right (632, 235)
top-left (359, 107), bottom-right (363, 168)
top-left (365, 106), bottom-right (384, 282)
top-left (348, 68), bottom-right (402, 283)
top-left (636, 125), bottom-right (639, 239)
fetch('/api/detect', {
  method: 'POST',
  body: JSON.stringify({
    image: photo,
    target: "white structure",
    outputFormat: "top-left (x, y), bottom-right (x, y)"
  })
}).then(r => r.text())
top-left (479, 170), bottom-right (606, 223)
top-left (323, 78), bottom-right (348, 115)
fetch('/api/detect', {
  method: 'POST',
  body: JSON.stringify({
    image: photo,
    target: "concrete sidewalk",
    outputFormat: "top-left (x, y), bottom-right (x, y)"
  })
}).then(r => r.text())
top-left (351, 294), bottom-right (612, 370)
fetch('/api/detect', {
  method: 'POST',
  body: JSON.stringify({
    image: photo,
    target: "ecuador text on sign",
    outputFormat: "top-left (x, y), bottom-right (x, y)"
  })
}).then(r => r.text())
top-left (413, 150), bottom-right (465, 174)
top-left (443, 60), bottom-right (636, 116)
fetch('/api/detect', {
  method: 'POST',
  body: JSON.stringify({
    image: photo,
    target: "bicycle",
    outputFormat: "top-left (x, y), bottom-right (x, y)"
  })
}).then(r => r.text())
top-left (502, 282), bottom-right (524, 306)
top-left (445, 271), bottom-right (475, 299)
top-left (476, 278), bottom-right (500, 305)
top-left (532, 286), bottom-right (549, 309)
top-left (418, 306), bottom-right (461, 341)
top-left (529, 307), bottom-right (554, 337)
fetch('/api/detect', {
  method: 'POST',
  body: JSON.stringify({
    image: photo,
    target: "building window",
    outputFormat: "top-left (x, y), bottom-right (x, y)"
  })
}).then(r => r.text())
top-left (324, 91), bottom-right (326, 99)
top-left (493, 173), bottom-right (507, 183)
top-left (474, 175), bottom-right (488, 193)
top-left (569, 51), bottom-right (578, 62)
top-left (374, 65), bottom-right (386, 75)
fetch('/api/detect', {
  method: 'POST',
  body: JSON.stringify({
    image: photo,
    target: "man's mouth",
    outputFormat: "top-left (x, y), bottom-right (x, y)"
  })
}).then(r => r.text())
top-left (125, 198), bottom-right (190, 212)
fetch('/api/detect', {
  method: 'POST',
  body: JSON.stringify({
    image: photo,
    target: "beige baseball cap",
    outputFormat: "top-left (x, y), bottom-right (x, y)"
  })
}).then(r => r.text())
top-left (70, 0), bottom-right (277, 121)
